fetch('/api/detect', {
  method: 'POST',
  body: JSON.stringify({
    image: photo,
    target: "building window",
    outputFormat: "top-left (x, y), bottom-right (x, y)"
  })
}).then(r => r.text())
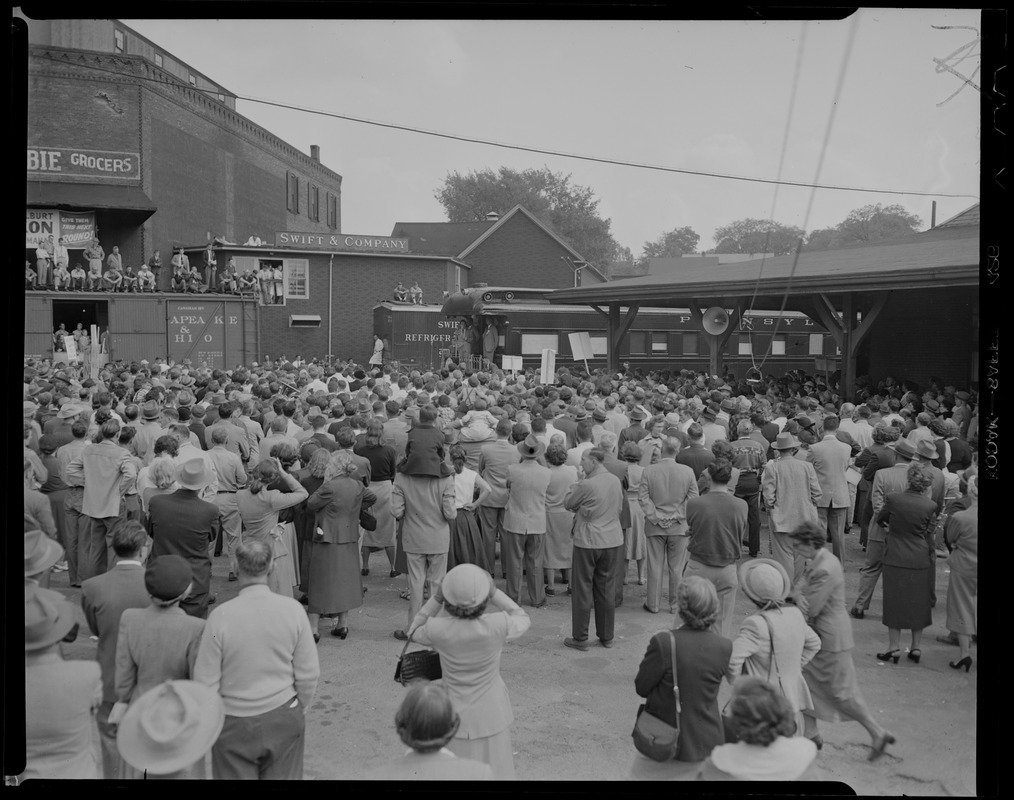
top-left (287, 172), bottom-right (300, 213)
top-left (154, 53), bottom-right (163, 68)
top-left (808, 334), bottom-right (824, 355)
top-left (307, 185), bottom-right (319, 222)
top-left (683, 332), bottom-right (699, 355)
top-left (189, 75), bottom-right (197, 87)
top-left (284, 259), bottom-right (309, 300)
top-left (218, 92), bottom-right (225, 102)
top-left (114, 29), bottom-right (124, 52)
top-left (326, 193), bottom-right (338, 229)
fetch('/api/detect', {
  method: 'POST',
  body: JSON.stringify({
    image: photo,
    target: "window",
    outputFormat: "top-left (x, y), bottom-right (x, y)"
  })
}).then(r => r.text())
top-left (326, 192), bottom-right (338, 229)
top-left (114, 29), bottom-right (124, 52)
top-left (454, 265), bottom-right (463, 293)
top-left (590, 336), bottom-right (608, 356)
top-left (287, 172), bottom-right (300, 213)
top-left (808, 334), bottom-right (824, 355)
top-left (284, 259), bottom-right (309, 300)
top-left (521, 333), bottom-right (558, 355)
top-left (771, 335), bottom-right (786, 356)
top-left (651, 332), bottom-right (668, 353)
top-left (738, 335), bottom-right (752, 356)
top-left (628, 331), bottom-right (647, 354)
top-left (189, 75), bottom-right (197, 87)
top-left (218, 93), bottom-right (225, 102)
top-left (307, 185), bottom-right (319, 222)
top-left (154, 53), bottom-right (163, 68)
top-left (683, 332), bottom-right (699, 355)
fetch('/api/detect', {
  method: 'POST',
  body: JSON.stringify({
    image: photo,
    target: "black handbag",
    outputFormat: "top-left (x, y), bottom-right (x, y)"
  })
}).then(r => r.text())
top-left (632, 631), bottom-right (681, 761)
top-left (359, 507), bottom-right (377, 532)
top-left (394, 632), bottom-right (442, 686)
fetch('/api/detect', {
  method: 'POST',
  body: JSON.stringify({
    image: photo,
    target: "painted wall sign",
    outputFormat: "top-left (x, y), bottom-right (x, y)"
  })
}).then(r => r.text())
top-left (275, 232), bottom-right (409, 252)
top-left (27, 147), bottom-right (140, 180)
top-left (167, 302), bottom-right (242, 369)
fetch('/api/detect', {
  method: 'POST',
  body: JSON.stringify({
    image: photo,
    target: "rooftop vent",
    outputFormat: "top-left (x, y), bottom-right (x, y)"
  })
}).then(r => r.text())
top-left (484, 211), bottom-right (499, 221)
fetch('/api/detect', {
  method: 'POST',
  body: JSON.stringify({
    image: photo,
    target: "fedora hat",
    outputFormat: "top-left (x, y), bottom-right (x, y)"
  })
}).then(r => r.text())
top-left (772, 432), bottom-right (802, 450)
top-left (720, 398), bottom-right (737, 413)
top-left (889, 438), bottom-right (918, 460)
top-left (701, 406), bottom-right (717, 422)
top-left (955, 390), bottom-right (970, 401)
top-left (739, 558), bottom-right (791, 606)
top-left (25, 529), bottom-right (64, 578)
top-left (25, 585), bottom-right (77, 651)
top-left (914, 438), bottom-right (939, 460)
top-left (441, 564), bottom-right (493, 609)
top-left (517, 433), bottom-right (546, 460)
top-left (796, 415), bottom-right (815, 429)
top-left (141, 400), bottom-right (162, 421)
top-left (176, 458), bottom-right (212, 491)
top-left (629, 407), bottom-right (647, 421)
top-left (145, 555), bottom-right (193, 601)
top-left (592, 408), bottom-right (607, 423)
top-left (57, 403), bottom-right (82, 419)
top-left (117, 681), bottom-right (225, 775)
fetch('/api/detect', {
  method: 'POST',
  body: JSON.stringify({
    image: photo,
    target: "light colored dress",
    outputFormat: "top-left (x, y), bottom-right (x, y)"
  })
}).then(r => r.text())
top-left (236, 479), bottom-right (308, 597)
top-left (624, 462), bottom-right (647, 560)
top-left (544, 464), bottom-right (578, 569)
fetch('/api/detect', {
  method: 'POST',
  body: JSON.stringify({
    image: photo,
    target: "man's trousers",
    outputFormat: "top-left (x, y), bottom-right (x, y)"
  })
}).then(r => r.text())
top-left (211, 698), bottom-right (306, 780)
top-left (501, 530), bottom-right (545, 606)
top-left (571, 544), bottom-right (623, 644)
top-left (644, 534), bottom-right (689, 612)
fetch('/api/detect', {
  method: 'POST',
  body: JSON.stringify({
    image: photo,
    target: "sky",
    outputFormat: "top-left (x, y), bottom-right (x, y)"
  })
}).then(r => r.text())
top-left (122, 10), bottom-right (981, 258)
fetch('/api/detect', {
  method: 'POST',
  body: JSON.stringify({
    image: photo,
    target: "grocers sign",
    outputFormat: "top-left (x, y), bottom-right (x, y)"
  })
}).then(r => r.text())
top-left (27, 147), bottom-right (140, 180)
top-left (167, 301), bottom-right (242, 369)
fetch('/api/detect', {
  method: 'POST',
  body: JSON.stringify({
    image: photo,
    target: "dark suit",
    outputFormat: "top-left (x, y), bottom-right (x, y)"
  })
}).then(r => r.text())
top-left (81, 561), bottom-right (150, 778)
top-left (148, 489), bottom-right (219, 618)
top-left (401, 423), bottom-right (449, 477)
top-left (307, 477), bottom-right (377, 544)
top-left (675, 442), bottom-right (714, 480)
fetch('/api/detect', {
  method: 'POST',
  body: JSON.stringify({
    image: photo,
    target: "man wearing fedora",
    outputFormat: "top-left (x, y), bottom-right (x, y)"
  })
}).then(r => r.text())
top-left (806, 415), bottom-right (852, 564)
top-left (148, 458), bottom-right (220, 618)
top-left (617, 406), bottom-right (649, 452)
top-left (81, 521), bottom-right (152, 779)
top-left (194, 539), bottom-right (320, 780)
top-left (502, 434), bottom-right (552, 607)
top-left (131, 399), bottom-right (166, 466)
top-left (762, 431), bottom-right (822, 581)
top-left (563, 448), bottom-right (624, 649)
top-left (478, 418), bottom-right (519, 573)
top-left (700, 404), bottom-right (728, 450)
top-left (23, 584), bottom-right (102, 781)
top-left (638, 439), bottom-right (699, 614)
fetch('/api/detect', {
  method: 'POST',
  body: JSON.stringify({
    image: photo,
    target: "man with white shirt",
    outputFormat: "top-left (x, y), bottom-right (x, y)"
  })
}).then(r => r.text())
top-left (852, 405), bottom-right (876, 451)
top-left (207, 427), bottom-right (248, 579)
top-left (602, 395), bottom-right (629, 438)
top-left (262, 415), bottom-right (300, 455)
top-left (204, 401), bottom-right (251, 463)
top-left (130, 400), bottom-right (166, 465)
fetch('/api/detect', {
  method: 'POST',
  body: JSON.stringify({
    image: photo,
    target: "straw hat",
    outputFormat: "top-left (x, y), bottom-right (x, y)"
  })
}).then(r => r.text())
top-left (517, 433), bottom-right (546, 460)
top-left (57, 403), bottom-right (83, 419)
top-left (441, 564), bottom-right (493, 609)
top-left (772, 432), bottom-right (802, 450)
top-left (117, 681), bottom-right (225, 775)
top-left (914, 439), bottom-right (939, 460)
top-left (25, 585), bottom-right (77, 650)
top-left (25, 530), bottom-right (64, 578)
top-left (175, 458), bottom-right (212, 491)
top-left (738, 558), bottom-right (791, 606)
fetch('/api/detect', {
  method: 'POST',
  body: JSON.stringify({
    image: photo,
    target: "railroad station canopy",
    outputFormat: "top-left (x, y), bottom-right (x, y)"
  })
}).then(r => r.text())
top-left (26, 181), bottom-right (157, 221)
top-left (548, 224), bottom-right (979, 319)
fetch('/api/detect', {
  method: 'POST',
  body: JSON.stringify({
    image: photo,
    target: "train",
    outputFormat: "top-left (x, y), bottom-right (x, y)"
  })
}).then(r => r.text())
top-left (374, 286), bottom-right (837, 376)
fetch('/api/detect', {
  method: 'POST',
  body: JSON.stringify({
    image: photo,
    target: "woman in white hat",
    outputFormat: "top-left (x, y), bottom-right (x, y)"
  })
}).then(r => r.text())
top-left (22, 585), bottom-right (102, 781)
top-left (726, 558), bottom-right (821, 742)
top-left (406, 563), bottom-right (531, 779)
top-left (117, 681), bottom-right (224, 779)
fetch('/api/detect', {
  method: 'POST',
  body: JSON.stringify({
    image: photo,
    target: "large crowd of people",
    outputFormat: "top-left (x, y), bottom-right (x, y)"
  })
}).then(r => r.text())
top-left (21, 349), bottom-right (978, 781)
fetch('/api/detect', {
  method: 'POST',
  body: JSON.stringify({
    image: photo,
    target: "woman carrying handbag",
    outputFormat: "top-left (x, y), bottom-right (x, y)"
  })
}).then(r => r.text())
top-left (725, 558), bottom-right (822, 744)
top-left (632, 577), bottom-right (732, 773)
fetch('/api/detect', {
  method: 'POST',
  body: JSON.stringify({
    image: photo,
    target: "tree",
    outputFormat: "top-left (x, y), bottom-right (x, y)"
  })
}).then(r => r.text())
top-left (801, 227), bottom-right (841, 252)
top-left (435, 167), bottom-right (620, 267)
top-left (711, 218), bottom-right (805, 256)
top-left (639, 226), bottom-right (700, 263)
top-left (834, 203), bottom-right (923, 244)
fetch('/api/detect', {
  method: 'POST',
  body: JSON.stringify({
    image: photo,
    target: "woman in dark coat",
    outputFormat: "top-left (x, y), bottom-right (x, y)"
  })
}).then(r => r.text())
top-left (305, 451), bottom-right (376, 641)
top-left (853, 424), bottom-right (899, 548)
top-left (295, 448), bottom-right (331, 598)
top-left (354, 419), bottom-right (399, 576)
top-left (875, 462), bottom-right (939, 665)
top-left (633, 576), bottom-right (732, 763)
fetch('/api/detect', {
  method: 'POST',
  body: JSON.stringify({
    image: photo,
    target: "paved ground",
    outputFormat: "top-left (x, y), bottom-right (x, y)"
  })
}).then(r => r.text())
top-left (54, 522), bottom-right (976, 790)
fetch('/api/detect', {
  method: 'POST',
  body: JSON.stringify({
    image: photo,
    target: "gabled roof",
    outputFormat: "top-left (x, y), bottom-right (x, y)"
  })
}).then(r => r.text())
top-left (935, 202), bottom-right (979, 228)
top-left (389, 220), bottom-right (495, 256)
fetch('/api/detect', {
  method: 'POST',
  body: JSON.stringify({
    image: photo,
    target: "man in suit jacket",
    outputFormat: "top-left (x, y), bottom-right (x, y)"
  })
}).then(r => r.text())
top-left (80, 521), bottom-right (152, 778)
top-left (503, 435), bottom-right (552, 607)
top-left (563, 448), bottom-right (624, 649)
top-left (148, 459), bottom-right (220, 618)
top-left (382, 400), bottom-right (411, 460)
top-left (638, 440), bottom-right (699, 613)
top-left (477, 418), bottom-right (519, 572)
top-left (391, 469), bottom-right (456, 639)
top-left (552, 406), bottom-right (582, 450)
top-left (806, 415), bottom-right (852, 564)
top-left (203, 401), bottom-right (251, 462)
top-left (675, 423), bottom-right (714, 479)
top-left (761, 433), bottom-right (822, 581)
top-left (336, 427), bottom-right (372, 486)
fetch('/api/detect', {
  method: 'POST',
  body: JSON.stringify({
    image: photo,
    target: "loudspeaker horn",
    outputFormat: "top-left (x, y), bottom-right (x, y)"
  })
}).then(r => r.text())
top-left (702, 306), bottom-right (730, 336)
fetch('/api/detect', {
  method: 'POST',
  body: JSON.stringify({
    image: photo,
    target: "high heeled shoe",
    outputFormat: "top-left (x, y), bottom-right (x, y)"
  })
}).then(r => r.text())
top-left (876, 649), bottom-right (901, 664)
top-left (949, 656), bottom-right (972, 672)
top-left (868, 732), bottom-right (896, 761)
top-left (331, 626), bottom-right (349, 639)
top-left (906, 648), bottom-right (921, 664)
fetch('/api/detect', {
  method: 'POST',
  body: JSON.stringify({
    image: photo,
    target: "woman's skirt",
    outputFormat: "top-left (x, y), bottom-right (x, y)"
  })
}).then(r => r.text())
top-left (946, 568), bottom-right (977, 635)
top-left (307, 540), bottom-right (363, 614)
top-left (882, 565), bottom-right (933, 630)
top-left (447, 728), bottom-right (515, 781)
top-left (802, 649), bottom-right (869, 724)
top-left (447, 508), bottom-right (491, 572)
top-left (544, 509), bottom-right (574, 569)
top-left (253, 525), bottom-right (298, 599)
top-left (625, 496), bottom-right (646, 561)
top-left (361, 480), bottom-right (396, 549)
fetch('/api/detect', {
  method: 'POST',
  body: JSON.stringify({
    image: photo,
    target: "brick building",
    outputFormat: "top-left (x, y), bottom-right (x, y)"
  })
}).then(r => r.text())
top-left (23, 17), bottom-right (342, 284)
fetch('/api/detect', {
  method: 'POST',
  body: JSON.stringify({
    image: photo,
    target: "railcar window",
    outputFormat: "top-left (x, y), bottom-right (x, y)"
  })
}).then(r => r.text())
top-left (651, 332), bottom-right (668, 353)
top-left (808, 334), bottom-right (824, 355)
top-left (683, 332), bottom-right (699, 355)
top-left (629, 331), bottom-right (647, 354)
top-left (771, 335), bottom-right (786, 356)
top-left (521, 333), bottom-right (558, 355)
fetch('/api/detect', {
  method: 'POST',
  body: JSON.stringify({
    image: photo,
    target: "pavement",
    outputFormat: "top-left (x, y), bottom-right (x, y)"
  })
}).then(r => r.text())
top-left (51, 521), bottom-right (976, 791)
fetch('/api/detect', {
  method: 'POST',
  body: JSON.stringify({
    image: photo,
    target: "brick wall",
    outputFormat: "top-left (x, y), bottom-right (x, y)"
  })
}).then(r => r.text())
top-left (466, 213), bottom-right (583, 289)
top-left (247, 252), bottom-right (455, 364)
top-left (862, 287), bottom-right (978, 389)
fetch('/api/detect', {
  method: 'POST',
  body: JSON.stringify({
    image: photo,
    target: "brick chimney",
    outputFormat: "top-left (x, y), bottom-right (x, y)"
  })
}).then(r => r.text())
top-left (310, 145), bottom-right (320, 161)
